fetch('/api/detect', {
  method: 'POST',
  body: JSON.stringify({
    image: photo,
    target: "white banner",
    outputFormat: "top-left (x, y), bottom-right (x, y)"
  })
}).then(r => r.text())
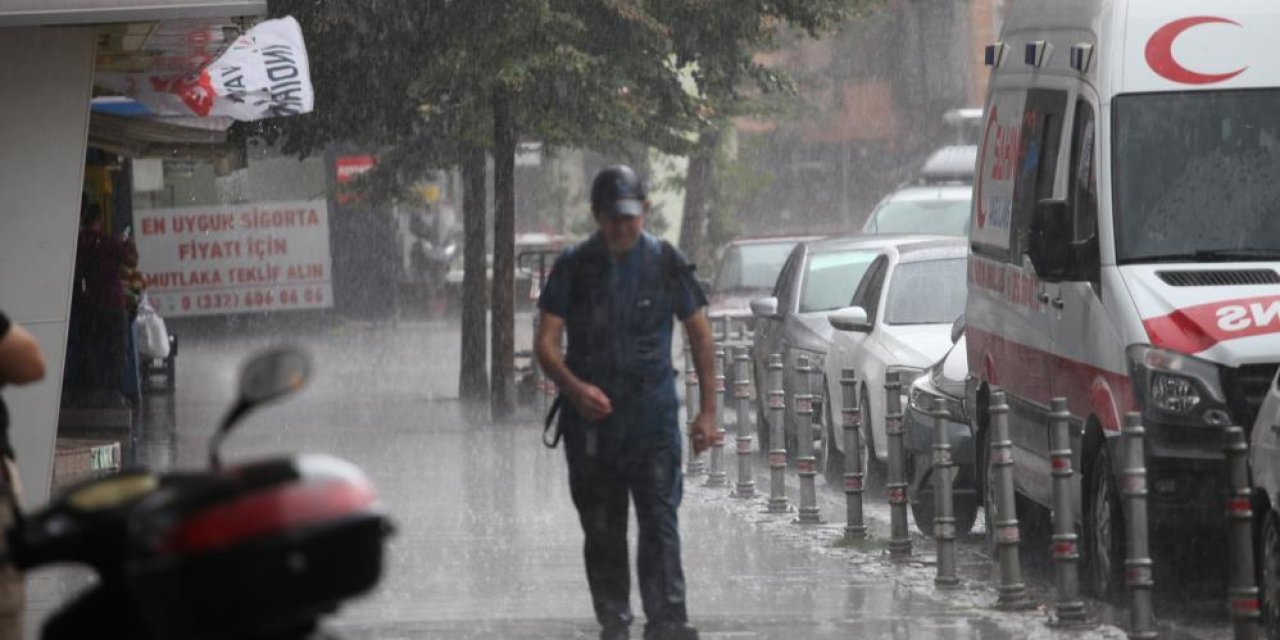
top-left (136, 201), bottom-right (333, 317)
top-left (98, 16), bottom-right (313, 121)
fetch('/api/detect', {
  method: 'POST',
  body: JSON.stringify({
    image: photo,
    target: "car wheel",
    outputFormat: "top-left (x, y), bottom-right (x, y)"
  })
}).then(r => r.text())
top-left (755, 405), bottom-right (770, 454)
top-left (955, 494), bottom-right (978, 536)
top-left (1084, 444), bottom-right (1126, 602)
top-left (980, 426), bottom-right (999, 555)
top-left (859, 387), bottom-right (886, 494)
top-left (820, 386), bottom-right (844, 484)
top-left (912, 486), bottom-right (936, 537)
top-left (1262, 509), bottom-right (1280, 640)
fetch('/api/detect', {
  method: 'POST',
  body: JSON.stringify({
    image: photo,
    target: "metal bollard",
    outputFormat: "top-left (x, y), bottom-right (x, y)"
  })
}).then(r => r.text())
top-left (795, 355), bottom-right (822, 524)
top-left (841, 368), bottom-right (865, 538)
top-left (684, 340), bottom-right (705, 476)
top-left (886, 372), bottom-right (912, 559)
top-left (1225, 426), bottom-right (1264, 640)
top-left (990, 390), bottom-right (1032, 609)
top-left (733, 347), bottom-right (757, 498)
top-left (933, 396), bottom-right (959, 587)
top-left (704, 346), bottom-right (727, 488)
top-left (1048, 398), bottom-right (1088, 627)
top-left (767, 354), bottom-right (791, 513)
top-left (1122, 413), bottom-right (1157, 639)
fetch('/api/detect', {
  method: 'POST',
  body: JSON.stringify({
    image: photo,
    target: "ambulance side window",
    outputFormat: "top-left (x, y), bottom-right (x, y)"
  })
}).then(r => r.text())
top-left (1069, 100), bottom-right (1100, 282)
top-left (1010, 89), bottom-right (1068, 262)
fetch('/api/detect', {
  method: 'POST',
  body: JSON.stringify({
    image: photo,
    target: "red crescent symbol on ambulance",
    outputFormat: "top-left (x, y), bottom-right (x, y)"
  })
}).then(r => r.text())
top-left (975, 105), bottom-right (998, 229)
top-left (1146, 17), bottom-right (1247, 85)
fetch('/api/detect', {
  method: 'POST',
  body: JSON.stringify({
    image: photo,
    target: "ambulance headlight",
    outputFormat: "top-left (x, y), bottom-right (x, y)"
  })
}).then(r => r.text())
top-left (1151, 373), bottom-right (1200, 413)
top-left (1127, 345), bottom-right (1225, 419)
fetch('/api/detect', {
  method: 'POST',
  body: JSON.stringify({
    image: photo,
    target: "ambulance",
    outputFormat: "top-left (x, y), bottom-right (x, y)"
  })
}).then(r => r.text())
top-left (966, 0), bottom-right (1280, 600)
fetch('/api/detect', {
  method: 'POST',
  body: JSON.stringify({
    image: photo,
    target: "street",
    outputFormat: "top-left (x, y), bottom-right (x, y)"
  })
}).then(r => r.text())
top-left (25, 313), bottom-right (1234, 639)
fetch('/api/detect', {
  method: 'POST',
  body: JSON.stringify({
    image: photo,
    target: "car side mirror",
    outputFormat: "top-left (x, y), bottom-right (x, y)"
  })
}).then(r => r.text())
top-left (1027, 199), bottom-right (1071, 282)
top-left (750, 297), bottom-right (780, 319)
top-left (950, 314), bottom-right (965, 344)
top-left (828, 306), bottom-right (871, 333)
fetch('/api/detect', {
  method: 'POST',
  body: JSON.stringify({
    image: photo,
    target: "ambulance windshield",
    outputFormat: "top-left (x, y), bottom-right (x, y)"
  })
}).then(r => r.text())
top-left (1114, 90), bottom-right (1280, 264)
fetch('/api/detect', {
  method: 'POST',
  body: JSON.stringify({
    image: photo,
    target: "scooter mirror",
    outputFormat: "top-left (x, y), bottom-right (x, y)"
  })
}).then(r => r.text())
top-left (210, 347), bottom-right (310, 469)
top-left (239, 347), bottom-right (311, 407)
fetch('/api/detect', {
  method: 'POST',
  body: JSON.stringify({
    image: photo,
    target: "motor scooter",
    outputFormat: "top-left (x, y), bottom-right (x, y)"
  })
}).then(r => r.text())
top-left (5, 347), bottom-right (392, 640)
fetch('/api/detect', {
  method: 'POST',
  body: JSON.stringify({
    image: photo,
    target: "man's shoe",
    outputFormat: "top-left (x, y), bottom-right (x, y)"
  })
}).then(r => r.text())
top-left (600, 625), bottom-right (630, 640)
top-left (643, 622), bottom-right (698, 640)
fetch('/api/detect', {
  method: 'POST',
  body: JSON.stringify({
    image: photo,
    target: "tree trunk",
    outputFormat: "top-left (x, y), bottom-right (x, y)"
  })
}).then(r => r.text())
top-left (459, 146), bottom-right (489, 404)
top-left (490, 92), bottom-right (517, 420)
top-left (678, 130), bottom-right (719, 264)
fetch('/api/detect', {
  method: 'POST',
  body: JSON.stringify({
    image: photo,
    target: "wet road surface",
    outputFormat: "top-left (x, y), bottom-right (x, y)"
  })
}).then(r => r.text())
top-left (25, 314), bottom-right (1235, 639)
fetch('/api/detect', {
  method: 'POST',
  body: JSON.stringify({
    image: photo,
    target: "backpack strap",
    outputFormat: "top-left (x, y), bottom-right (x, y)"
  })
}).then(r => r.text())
top-left (542, 394), bottom-right (565, 448)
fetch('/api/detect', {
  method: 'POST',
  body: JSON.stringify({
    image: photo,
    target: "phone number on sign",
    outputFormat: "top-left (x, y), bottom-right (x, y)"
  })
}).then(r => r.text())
top-left (179, 287), bottom-right (326, 312)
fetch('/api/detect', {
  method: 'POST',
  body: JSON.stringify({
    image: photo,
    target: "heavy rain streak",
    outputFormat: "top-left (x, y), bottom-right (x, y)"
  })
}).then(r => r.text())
top-left (9, 1), bottom-right (1280, 639)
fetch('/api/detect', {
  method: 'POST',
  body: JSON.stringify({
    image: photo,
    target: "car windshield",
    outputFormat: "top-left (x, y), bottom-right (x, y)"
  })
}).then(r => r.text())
top-left (798, 250), bottom-right (879, 313)
top-left (884, 257), bottom-right (968, 325)
top-left (864, 195), bottom-right (971, 236)
top-left (714, 241), bottom-right (797, 292)
top-left (1114, 90), bottom-right (1280, 263)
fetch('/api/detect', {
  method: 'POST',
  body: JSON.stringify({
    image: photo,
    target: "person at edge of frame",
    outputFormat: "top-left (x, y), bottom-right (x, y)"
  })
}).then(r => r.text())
top-left (0, 310), bottom-right (48, 640)
top-left (534, 165), bottom-right (716, 640)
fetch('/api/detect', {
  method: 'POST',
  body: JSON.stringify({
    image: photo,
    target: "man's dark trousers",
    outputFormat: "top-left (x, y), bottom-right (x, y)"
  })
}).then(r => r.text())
top-left (562, 383), bottom-right (687, 633)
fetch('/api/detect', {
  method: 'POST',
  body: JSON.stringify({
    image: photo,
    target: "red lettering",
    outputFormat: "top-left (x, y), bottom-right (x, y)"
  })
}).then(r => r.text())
top-left (141, 217), bottom-right (165, 236)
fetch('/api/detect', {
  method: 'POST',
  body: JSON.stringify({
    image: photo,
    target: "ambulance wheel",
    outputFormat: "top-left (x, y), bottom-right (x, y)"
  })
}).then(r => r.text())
top-left (1261, 509), bottom-right (1280, 640)
top-left (1084, 444), bottom-right (1125, 602)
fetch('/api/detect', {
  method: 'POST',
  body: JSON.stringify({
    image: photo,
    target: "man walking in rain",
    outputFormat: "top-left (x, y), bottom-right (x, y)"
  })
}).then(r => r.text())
top-left (535, 165), bottom-right (716, 640)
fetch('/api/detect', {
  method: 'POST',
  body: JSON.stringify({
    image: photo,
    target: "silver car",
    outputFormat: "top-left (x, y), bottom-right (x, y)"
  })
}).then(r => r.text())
top-left (748, 234), bottom-right (945, 456)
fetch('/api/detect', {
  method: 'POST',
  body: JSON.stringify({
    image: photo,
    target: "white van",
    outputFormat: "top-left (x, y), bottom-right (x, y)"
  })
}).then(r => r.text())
top-left (966, 0), bottom-right (1280, 600)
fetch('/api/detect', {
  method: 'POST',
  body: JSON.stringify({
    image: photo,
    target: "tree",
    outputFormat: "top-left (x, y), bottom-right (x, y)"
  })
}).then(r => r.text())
top-left (651, 0), bottom-right (882, 264)
top-left (254, 0), bottom-right (876, 419)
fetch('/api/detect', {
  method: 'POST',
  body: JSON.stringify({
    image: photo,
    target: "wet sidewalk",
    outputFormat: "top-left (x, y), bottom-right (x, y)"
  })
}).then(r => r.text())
top-left (24, 317), bottom-right (1231, 639)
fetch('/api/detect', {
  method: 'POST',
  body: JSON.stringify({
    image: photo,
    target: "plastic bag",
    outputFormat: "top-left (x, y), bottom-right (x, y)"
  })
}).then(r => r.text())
top-left (135, 295), bottom-right (170, 360)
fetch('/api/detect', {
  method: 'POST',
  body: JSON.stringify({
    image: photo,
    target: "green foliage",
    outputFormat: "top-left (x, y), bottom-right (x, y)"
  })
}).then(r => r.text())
top-left (253, 1), bottom-right (880, 180)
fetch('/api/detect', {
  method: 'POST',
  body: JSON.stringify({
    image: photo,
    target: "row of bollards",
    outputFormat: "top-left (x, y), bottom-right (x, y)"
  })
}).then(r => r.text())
top-left (885, 372), bottom-right (913, 559)
top-left (989, 391), bottom-right (1033, 609)
top-left (767, 355), bottom-right (790, 513)
top-left (686, 328), bottom-right (1267, 640)
top-left (734, 348), bottom-right (756, 498)
top-left (703, 346), bottom-right (728, 488)
top-left (841, 369), bottom-right (866, 538)
top-left (932, 395), bottom-right (959, 588)
top-left (794, 355), bottom-right (822, 524)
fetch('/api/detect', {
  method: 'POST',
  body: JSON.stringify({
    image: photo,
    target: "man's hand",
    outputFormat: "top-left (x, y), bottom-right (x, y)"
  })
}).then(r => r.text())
top-left (690, 409), bottom-right (716, 455)
top-left (568, 381), bottom-right (613, 422)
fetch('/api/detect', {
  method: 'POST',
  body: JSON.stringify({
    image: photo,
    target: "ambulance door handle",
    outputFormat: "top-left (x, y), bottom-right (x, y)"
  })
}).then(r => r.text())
top-left (1052, 297), bottom-right (1065, 310)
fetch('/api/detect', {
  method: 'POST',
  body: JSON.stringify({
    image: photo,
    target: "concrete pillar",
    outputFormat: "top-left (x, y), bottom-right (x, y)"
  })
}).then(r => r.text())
top-left (0, 26), bottom-right (97, 505)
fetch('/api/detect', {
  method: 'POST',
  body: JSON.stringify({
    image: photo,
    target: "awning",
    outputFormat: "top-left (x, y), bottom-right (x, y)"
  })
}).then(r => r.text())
top-left (88, 111), bottom-right (236, 159)
top-left (0, 1), bottom-right (265, 27)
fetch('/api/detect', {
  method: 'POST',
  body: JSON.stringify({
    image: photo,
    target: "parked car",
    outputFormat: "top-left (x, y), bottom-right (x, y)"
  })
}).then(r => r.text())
top-left (918, 144), bottom-right (977, 184)
top-left (903, 322), bottom-right (977, 536)
top-left (749, 235), bottom-right (943, 455)
top-left (708, 235), bottom-right (819, 327)
top-left (1251, 372), bottom-right (1280, 638)
top-left (820, 238), bottom-right (969, 487)
top-left (861, 183), bottom-right (973, 237)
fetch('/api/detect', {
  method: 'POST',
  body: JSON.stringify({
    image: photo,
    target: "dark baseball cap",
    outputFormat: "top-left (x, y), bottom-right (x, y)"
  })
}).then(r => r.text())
top-left (590, 165), bottom-right (647, 217)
